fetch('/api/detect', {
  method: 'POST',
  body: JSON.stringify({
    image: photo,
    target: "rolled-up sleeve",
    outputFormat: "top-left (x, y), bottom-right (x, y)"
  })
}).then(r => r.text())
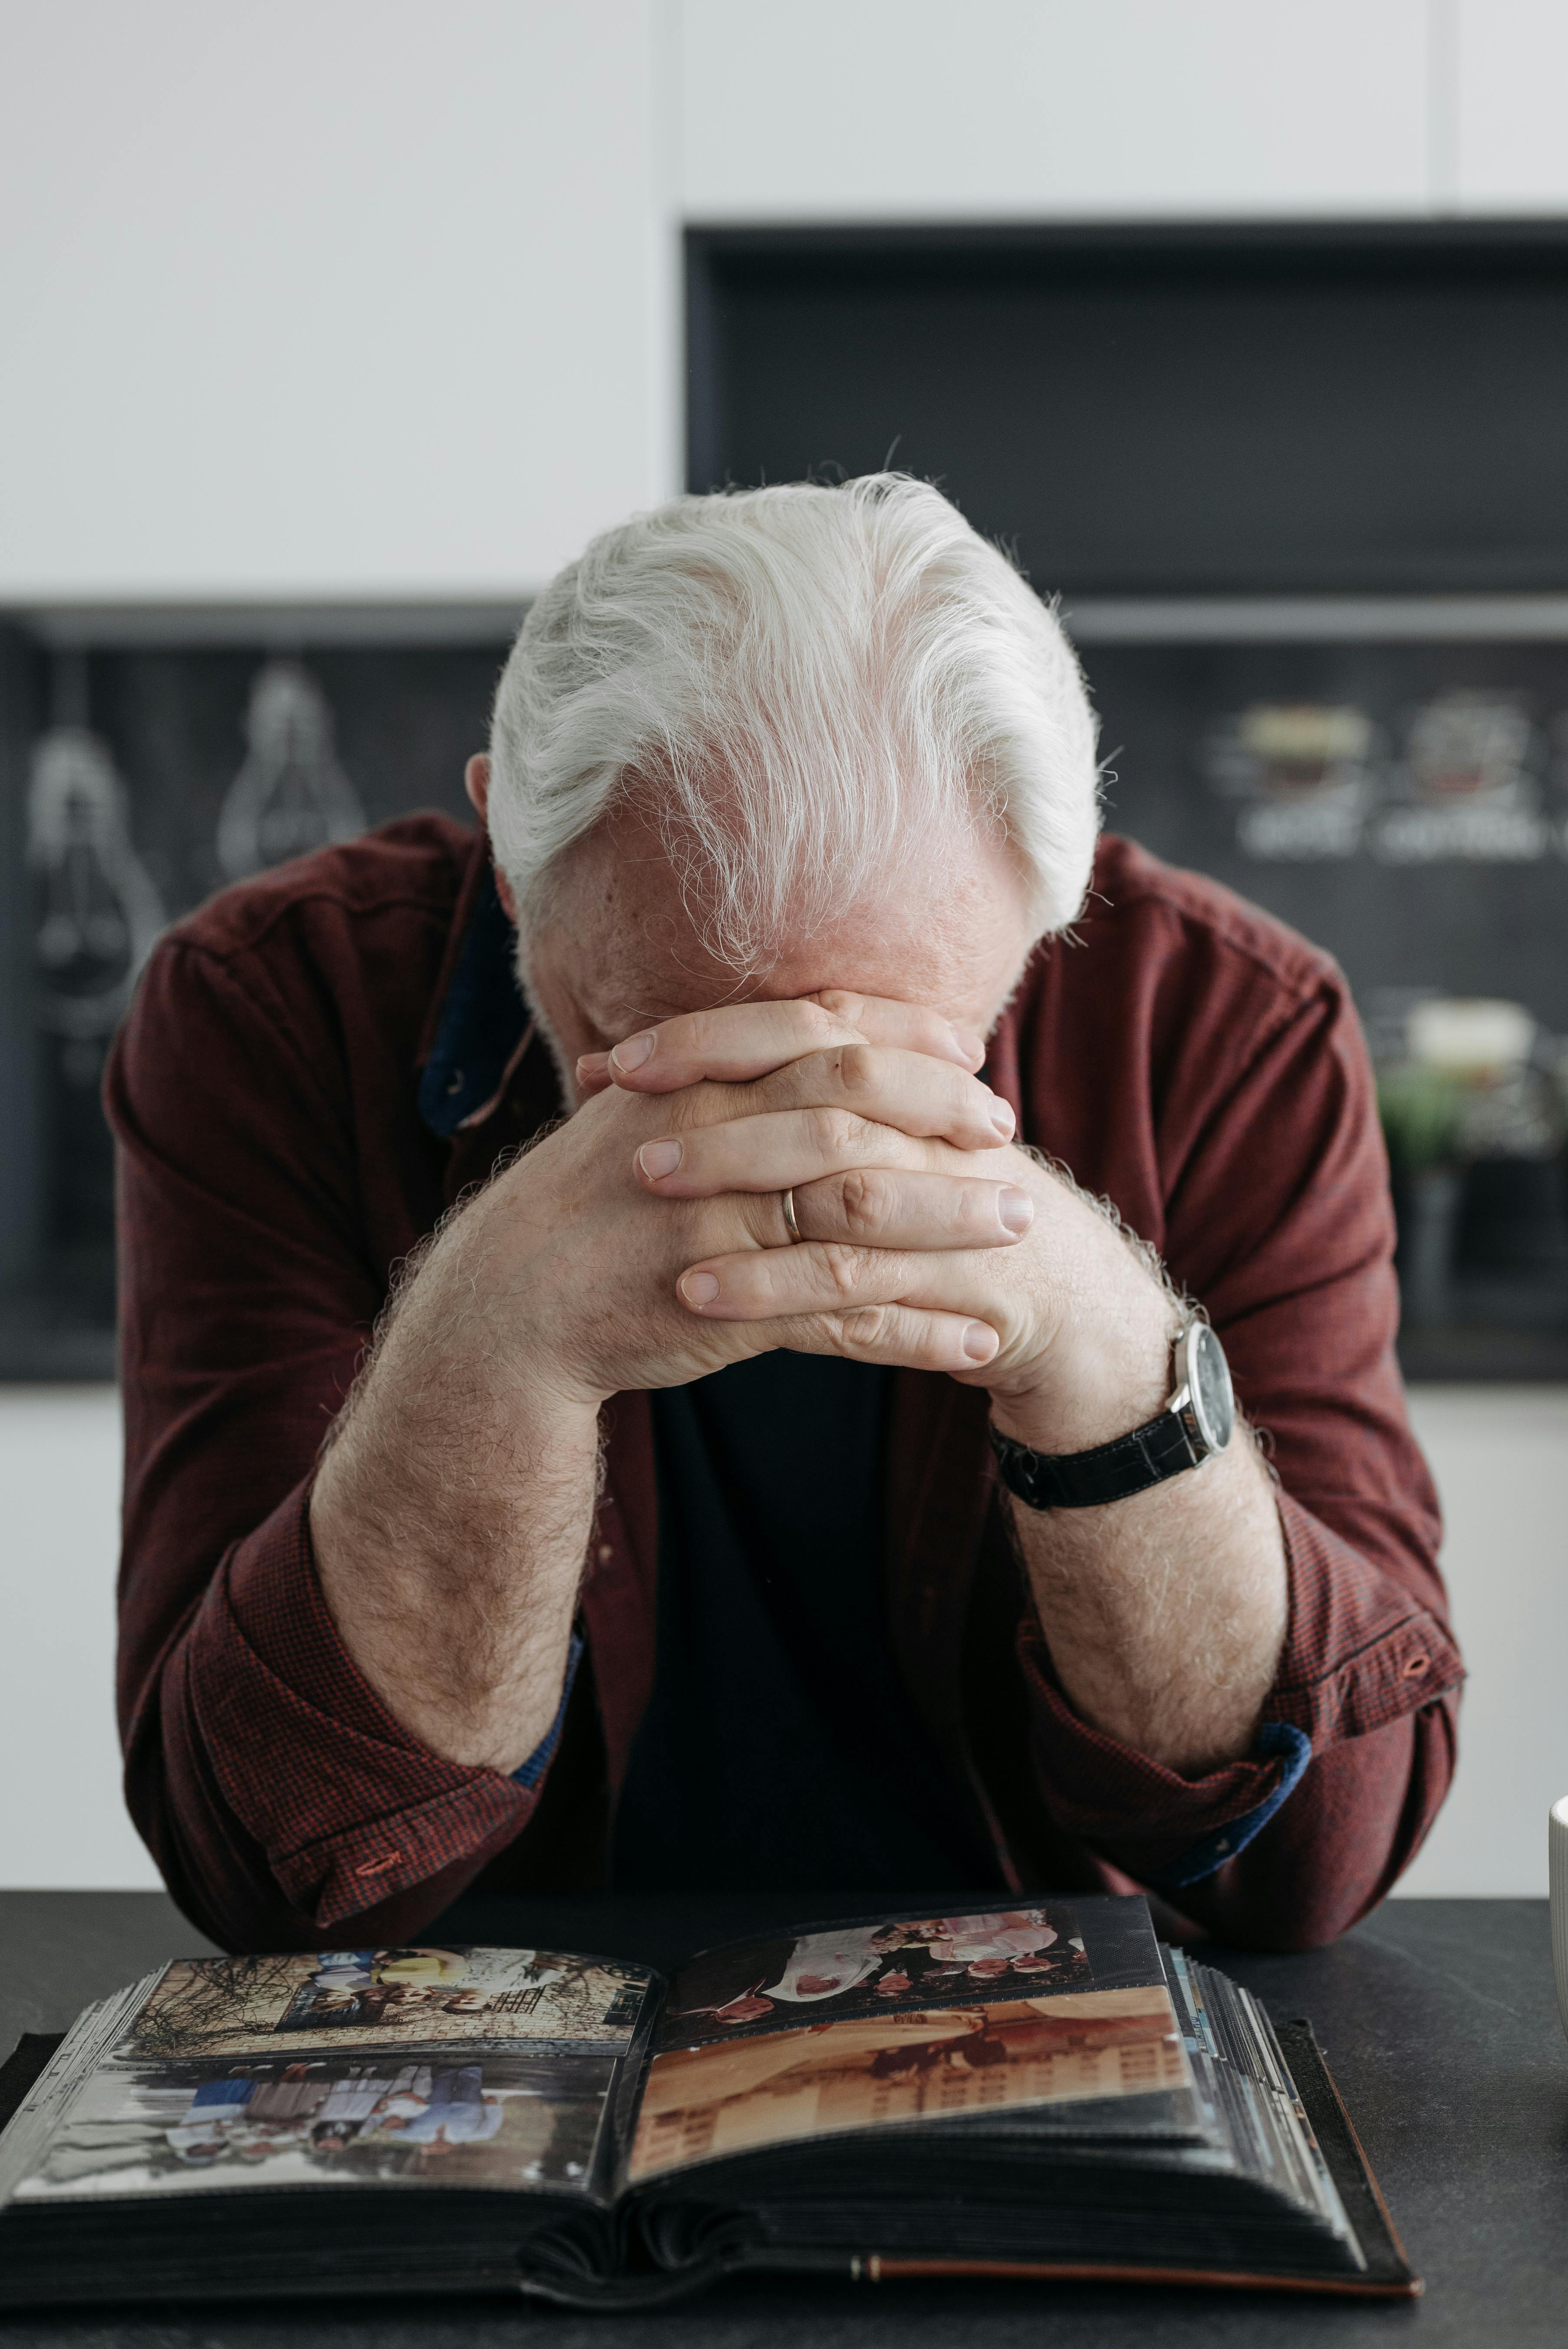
top-left (107, 880), bottom-right (555, 1950)
top-left (1001, 875), bottom-right (1464, 1948)
top-left (158, 1485), bottom-right (534, 1943)
top-left (1018, 1491), bottom-right (1462, 1944)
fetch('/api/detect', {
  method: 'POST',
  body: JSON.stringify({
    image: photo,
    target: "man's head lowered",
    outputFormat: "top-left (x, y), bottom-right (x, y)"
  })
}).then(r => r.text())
top-left (466, 475), bottom-right (1102, 1081)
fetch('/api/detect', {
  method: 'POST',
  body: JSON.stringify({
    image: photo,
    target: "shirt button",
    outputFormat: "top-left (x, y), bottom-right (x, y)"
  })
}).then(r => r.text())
top-left (445, 1070), bottom-right (464, 1097)
top-left (1402, 1654), bottom-right (1431, 1678)
top-left (597, 1544), bottom-right (613, 1564)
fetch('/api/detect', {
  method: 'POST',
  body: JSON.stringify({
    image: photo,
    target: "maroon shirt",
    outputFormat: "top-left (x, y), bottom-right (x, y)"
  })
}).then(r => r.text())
top-left (107, 816), bottom-right (1462, 1953)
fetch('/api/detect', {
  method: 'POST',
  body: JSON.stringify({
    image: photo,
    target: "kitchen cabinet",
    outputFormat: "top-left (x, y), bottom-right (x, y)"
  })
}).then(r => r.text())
top-left (0, 0), bottom-right (674, 601)
top-left (680, 0), bottom-right (1431, 222)
top-left (1454, 0), bottom-right (1568, 211)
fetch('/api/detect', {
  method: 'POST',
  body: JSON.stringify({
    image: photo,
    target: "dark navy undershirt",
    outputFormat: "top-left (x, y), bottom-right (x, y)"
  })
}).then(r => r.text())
top-left (611, 1352), bottom-right (1001, 1895)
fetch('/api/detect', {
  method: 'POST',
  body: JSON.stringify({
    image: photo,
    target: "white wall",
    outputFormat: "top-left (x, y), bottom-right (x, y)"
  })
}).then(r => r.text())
top-left (1392, 1388), bottom-right (1568, 1898)
top-left (2, 1380), bottom-right (1563, 1896)
top-left (0, 1387), bottom-right (157, 1888)
top-left (0, 0), bottom-right (676, 600)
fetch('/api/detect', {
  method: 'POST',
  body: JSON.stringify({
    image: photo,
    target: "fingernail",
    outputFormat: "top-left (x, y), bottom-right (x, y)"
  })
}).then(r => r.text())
top-left (949, 1025), bottom-right (985, 1064)
top-left (613, 1031), bottom-right (656, 1072)
top-left (962, 1322), bottom-right (998, 1362)
top-left (998, 1186), bottom-right (1033, 1235)
top-left (989, 1094), bottom-right (1015, 1137)
top-left (680, 1270), bottom-right (721, 1308)
top-left (638, 1138), bottom-right (683, 1179)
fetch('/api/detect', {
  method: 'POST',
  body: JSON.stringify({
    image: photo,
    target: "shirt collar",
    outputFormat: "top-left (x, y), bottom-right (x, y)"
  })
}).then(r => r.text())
top-left (416, 853), bottom-right (534, 1139)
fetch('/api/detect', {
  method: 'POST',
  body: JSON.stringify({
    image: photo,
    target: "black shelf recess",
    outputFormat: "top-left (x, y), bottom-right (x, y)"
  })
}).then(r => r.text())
top-left (687, 218), bottom-right (1568, 598)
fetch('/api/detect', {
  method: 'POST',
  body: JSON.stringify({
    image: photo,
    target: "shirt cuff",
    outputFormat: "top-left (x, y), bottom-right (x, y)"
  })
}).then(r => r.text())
top-left (1017, 1620), bottom-right (1318, 1884)
top-left (184, 1482), bottom-right (539, 1929)
top-left (1011, 1466), bottom-right (1465, 1890)
top-left (511, 1631), bottom-right (583, 1790)
top-left (1145, 1721), bottom-right (1313, 1887)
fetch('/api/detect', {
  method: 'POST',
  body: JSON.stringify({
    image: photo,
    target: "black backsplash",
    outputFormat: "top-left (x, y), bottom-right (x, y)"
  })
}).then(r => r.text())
top-left (3, 634), bottom-right (503, 1375)
top-left (86, 643), bottom-right (497, 916)
top-left (1084, 637), bottom-right (1568, 1032)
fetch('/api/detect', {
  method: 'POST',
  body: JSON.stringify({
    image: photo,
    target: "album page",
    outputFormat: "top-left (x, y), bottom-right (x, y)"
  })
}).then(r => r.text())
top-left (629, 1898), bottom-right (1193, 2186)
top-left (0, 1946), bottom-right (658, 2208)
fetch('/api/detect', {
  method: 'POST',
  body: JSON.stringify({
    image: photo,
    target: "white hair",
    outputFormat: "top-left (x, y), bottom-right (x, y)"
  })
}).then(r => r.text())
top-left (487, 474), bottom-right (1100, 973)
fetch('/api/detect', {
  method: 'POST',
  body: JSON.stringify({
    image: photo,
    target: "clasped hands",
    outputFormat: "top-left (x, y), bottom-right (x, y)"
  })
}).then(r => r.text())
top-left (560, 993), bottom-right (1175, 1450)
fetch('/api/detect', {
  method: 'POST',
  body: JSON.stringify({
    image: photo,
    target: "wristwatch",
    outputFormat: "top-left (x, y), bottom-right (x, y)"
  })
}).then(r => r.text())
top-left (988, 1318), bottom-right (1235, 1511)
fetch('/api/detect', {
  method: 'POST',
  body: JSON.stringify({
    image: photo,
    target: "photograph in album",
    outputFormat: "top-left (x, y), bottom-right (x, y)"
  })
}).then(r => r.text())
top-left (10, 2050), bottom-right (618, 2199)
top-left (128, 1948), bottom-right (650, 2059)
top-left (630, 1984), bottom-right (1186, 2182)
top-left (661, 1907), bottom-right (1092, 2046)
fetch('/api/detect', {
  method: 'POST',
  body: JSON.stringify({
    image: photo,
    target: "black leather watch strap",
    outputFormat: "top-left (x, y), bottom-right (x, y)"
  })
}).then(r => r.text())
top-left (988, 1407), bottom-right (1202, 1511)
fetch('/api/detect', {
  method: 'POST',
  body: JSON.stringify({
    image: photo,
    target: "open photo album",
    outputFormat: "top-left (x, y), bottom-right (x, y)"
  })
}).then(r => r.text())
top-left (0, 1897), bottom-right (1417, 2309)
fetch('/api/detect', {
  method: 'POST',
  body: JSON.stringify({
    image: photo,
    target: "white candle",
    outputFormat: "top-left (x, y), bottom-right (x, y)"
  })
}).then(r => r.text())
top-left (1549, 1798), bottom-right (1568, 2045)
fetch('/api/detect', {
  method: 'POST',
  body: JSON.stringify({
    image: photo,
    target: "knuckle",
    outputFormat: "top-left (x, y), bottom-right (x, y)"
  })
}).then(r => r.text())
top-left (833, 1040), bottom-right (880, 1099)
top-left (662, 1092), bottom-right (704, 1132)
top-left (840, 1303), bottom-right (892, 1351)
top-left (818, 1240), bottom-right (867, 1300)
top-left (837, 1168), bottom-right (892, 1239)
top-left (681, 1009), bottom-right (721, 1055)
top-left (795, 999), bottom-right (839, 1047)
top-left (806, 1103), bottom-right (857, 1156)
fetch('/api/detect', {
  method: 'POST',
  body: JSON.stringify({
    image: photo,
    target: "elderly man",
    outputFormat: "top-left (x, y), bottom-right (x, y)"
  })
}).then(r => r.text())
top-left (109, 476), bottom-right (1459, 1954)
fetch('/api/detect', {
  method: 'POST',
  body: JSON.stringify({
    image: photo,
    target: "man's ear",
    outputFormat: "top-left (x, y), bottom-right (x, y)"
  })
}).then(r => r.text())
top-left (464, 753), bottom-right (519, 922)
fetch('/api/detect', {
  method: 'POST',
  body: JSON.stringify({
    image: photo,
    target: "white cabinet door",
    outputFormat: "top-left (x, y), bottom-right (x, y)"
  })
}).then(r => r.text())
top-left (1454, 0), bottom-right (1568, 211)
top-left (0, 0), bottom-right (672, 599)
top-left (681, 0), bottom-right (1430, 222)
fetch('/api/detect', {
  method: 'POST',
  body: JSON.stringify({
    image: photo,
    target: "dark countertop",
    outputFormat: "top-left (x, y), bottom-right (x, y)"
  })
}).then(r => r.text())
top-left (2, 1890), bottom-right (1565, 2346)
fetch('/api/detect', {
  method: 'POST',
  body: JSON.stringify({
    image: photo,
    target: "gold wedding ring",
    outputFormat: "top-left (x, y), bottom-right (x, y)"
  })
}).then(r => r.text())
top-left (781, 1186), bottom-right (804, 1243)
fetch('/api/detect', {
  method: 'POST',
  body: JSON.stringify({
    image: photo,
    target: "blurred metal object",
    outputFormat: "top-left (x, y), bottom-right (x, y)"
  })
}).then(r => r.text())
top-left (26, 728), bottom-right (165, 1068)
top-left (1407, 997), bottom-right (1537, 1076)
top-left (1202, 702), bottom-right (1378, 862)
top-left (1407, 692), bottom-right (1535, 805)
top-left (216, 662), bottom-right (365, 882)
top-left (1374, 692), bottom-right (1549, 863)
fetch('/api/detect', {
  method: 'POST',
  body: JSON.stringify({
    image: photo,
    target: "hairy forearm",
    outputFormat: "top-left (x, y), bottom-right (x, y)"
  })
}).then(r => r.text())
top-left (309, 1196), bottom-right (601, 1775)
top-left (991, 1160), bottom-right (1288, 1776)
top-left (1010, 1433), bottom-right (1288, 1774)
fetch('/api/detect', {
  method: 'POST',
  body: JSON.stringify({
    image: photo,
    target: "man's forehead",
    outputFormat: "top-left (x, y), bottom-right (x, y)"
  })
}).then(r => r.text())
top-left (560, 809), bottom-right (1032, 1036)
top-left (573, 918), bottom-right (1011, 1038)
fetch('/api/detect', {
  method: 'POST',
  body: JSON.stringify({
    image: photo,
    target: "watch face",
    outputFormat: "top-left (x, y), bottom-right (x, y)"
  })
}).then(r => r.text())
top-left (1188, 1324), bottom-right (1235, 1456)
